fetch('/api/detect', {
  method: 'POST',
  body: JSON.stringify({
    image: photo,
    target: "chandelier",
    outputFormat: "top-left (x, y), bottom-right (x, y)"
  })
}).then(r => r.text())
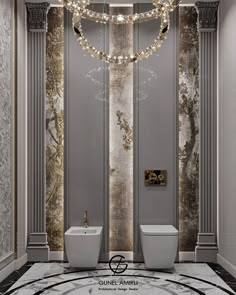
top-left (63, 0), bottom-right (180, 64)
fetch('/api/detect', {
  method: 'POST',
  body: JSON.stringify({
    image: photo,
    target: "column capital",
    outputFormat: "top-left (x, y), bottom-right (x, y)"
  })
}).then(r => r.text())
top-left (26, 2), bottom-right (50, 33)
top-left (195, 1), bottom-right (219, 32)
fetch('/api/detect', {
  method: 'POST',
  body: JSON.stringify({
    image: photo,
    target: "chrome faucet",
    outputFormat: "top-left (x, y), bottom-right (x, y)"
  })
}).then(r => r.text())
top-left (84, 210), bottom-right (88, 228)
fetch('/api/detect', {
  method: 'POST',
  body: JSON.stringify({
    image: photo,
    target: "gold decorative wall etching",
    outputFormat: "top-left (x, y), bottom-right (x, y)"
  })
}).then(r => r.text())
top-left (116, 110), bottom-right (133, 151)
top-left (46, 7), bottom-right (64, 251)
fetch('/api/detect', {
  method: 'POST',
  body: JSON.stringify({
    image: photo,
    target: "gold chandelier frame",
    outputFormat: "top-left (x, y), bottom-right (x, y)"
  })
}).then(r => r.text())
top-left (63, 0), bottom-right (180, 63)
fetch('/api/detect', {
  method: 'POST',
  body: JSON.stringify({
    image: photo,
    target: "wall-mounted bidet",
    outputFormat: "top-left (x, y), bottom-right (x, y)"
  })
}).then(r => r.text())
top-left (65, 226), bottom-right (103, 268)
top-left (140, 225), bottom-right (178, 269)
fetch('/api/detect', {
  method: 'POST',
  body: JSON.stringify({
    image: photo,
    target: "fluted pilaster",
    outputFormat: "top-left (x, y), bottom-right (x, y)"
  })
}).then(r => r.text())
top-left (195, 1), bottom-right (219, 262)
top-left (26, 2), bottom-right (50, 262)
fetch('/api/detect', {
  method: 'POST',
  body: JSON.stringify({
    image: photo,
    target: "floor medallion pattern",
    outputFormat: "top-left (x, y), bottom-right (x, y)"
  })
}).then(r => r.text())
top-left (4, 263), bottom-right (236, 295)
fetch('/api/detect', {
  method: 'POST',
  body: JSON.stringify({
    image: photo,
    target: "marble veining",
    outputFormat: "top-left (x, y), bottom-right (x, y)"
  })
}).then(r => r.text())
top-left (179, 6), bottom-right (200, 251)
top-left (46, 7), bottom-right (64, 251)
top-left (6, 263), bottom-right (236, 295)
top-left (0, 0), bottom-right (14, 260)
top-left (109, 6), bottom-right (134, 251)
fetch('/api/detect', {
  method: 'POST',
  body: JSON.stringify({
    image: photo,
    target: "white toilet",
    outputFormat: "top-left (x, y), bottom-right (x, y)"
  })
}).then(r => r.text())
top-left (140, 225), bottom-right (178, 269)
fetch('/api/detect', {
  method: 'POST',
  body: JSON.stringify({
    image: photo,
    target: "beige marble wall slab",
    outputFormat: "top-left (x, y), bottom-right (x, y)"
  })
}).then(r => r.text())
top-left (109, 6), bottom-right (134, 251)
top-left (46, 7), bottom-right (64, 251)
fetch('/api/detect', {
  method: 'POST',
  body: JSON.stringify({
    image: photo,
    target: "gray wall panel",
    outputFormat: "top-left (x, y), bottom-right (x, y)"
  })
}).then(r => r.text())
top-left (136, 6), bottom-right (177, 227)
top-left (65, 5), bottom-right (177, 260)
top-left (65, 8), bottom-right (107, 229)
top-left (218, 0), bottom-right (236, 269)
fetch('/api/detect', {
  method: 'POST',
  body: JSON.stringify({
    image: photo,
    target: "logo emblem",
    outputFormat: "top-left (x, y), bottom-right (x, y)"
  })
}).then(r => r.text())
top-left (109, 255), bottom-right (128, 275)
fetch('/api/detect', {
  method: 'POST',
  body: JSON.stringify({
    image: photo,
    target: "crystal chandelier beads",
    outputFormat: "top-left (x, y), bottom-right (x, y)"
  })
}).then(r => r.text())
top-left (63, 0), bottom-right (180, 63)
top-left (64, 0), bottom-right (180, 24)
top-left (65, 1), bottom-right (162, 24)
top-left (73, 11), bottom-right (169, 64)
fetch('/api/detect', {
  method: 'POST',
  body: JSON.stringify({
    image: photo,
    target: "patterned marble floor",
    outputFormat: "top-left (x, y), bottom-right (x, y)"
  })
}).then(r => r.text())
top-left (3, 263), bottom-right (236, 295)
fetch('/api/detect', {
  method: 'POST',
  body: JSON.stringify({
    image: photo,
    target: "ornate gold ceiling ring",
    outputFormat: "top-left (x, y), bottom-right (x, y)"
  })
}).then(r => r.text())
top-left (153, 0), bottom-right (181, 10)
top-left (64, 0), bottom-right (176, 25)
top-left (72, 11), bottom-right (170, 64)
top-left (64, 0), bottom-right (179, 63)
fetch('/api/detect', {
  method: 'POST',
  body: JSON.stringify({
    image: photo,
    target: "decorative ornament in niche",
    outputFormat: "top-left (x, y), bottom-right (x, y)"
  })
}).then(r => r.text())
top-left (62, 0), bottom-right (180, 64)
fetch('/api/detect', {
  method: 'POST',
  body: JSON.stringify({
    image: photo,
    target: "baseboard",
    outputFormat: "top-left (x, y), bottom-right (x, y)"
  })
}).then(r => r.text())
top-left (0, 253), bottom-right (28, 283)
top-left (179, 251), bottom-right (195, 261)
top-left (217, 253), bottom-right (236, 279)
top-left (109, 251), bottom-right (133, 261)
top-left (16, 253), bottom-right (28, 269)
top-left (133, 253), bottom-right (144, 263)
top-left (49, 251), bottom-right (64, 261)
top-left (0, 259), bottom-right (16, 283)
top-left (0, 252), bottom-right (14, 270)
top-left (99, 252), bottom-right (109, 262)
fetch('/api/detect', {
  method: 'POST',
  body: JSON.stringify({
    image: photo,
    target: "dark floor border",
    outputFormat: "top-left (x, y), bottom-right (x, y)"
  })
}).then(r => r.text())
top-left (208, 263), bottom-right (236, 292)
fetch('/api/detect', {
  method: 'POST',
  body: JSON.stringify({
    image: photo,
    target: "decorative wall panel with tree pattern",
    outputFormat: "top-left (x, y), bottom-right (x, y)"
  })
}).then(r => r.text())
top-left (46, 7), bottom-right (64, 251)
top-left (179, 6), bottom-right (200, 251)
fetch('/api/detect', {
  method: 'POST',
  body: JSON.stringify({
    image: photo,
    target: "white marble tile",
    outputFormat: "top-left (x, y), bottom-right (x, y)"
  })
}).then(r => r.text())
top-left (8, 263), bottom-right (235, 295)
top-left (175, 263), bottom-right (233, 291)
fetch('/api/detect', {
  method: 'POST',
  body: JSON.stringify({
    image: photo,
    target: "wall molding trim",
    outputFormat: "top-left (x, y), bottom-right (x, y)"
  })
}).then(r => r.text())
top-left (0, 254), bottom-right (28, 283)
top-left (217, 254), bottom-right (236, 279)
top-left (0, 253), bottom-right (15, 272)
top-left (179, 252), bottom-right (195, 262)
top-left (109, 252), bottom-right (134, 261)
top-left (17, 0), bottom-right (28, 261)
top-left (0, 252), bottom-right (14, 264)
top-left (49, 251), bottom-right (64, 261)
